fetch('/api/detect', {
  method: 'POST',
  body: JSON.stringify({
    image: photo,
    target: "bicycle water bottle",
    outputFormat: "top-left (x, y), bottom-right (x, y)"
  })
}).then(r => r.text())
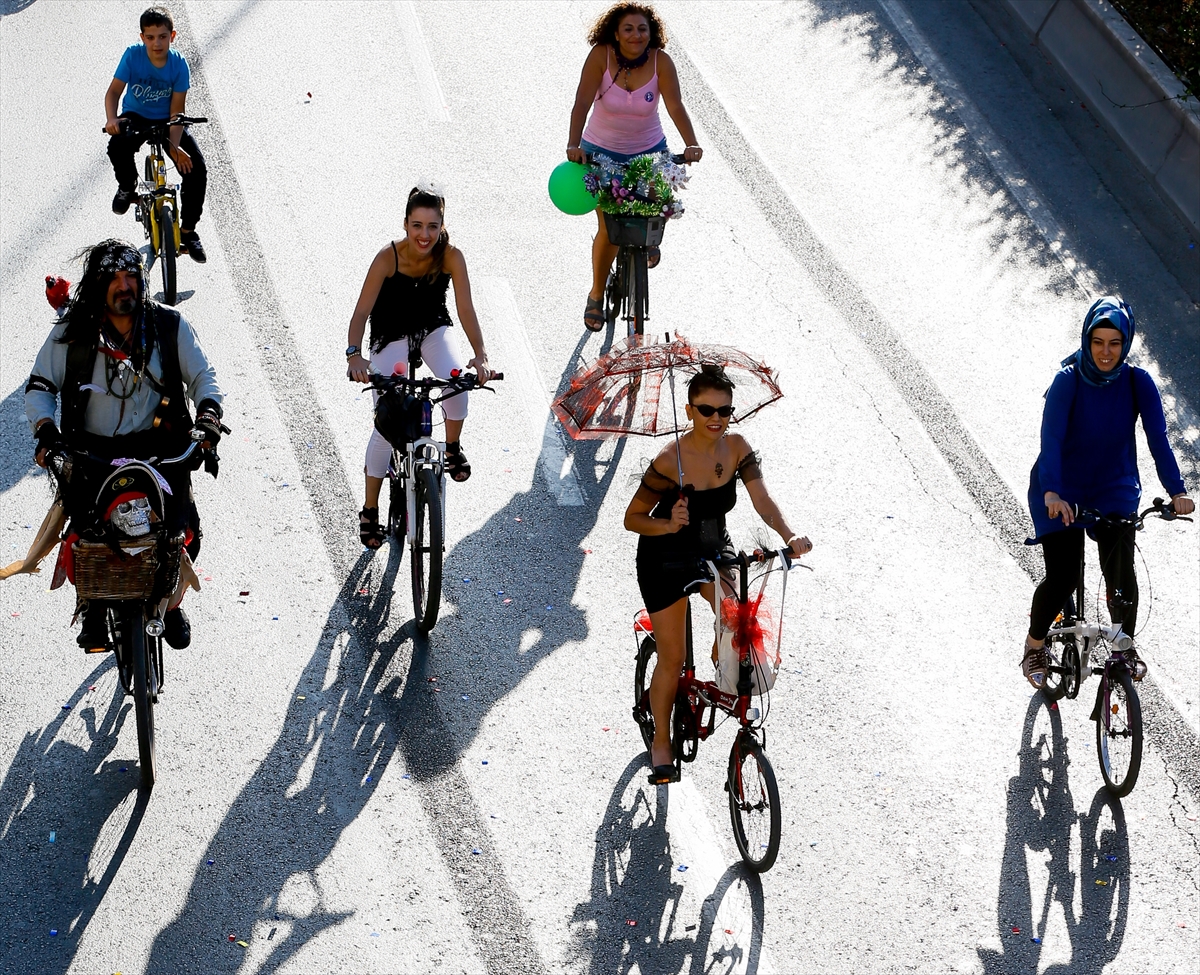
top-left (420, 400), bottom-right (432, 436)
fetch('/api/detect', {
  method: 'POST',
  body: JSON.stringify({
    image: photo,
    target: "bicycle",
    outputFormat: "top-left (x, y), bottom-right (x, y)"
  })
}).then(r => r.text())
top-left (632, 547), bottom-right (797, 872)
top-left (1039, 498), bottom-right (1192, 797)
top-left (103, 114), bottom-right (208, 306)
top-left (48, 437), bottom-right (217, 791)
top-left (369, 365), bottom-right (501, 633)
top-left (588, 153), bottom-right (688, 338)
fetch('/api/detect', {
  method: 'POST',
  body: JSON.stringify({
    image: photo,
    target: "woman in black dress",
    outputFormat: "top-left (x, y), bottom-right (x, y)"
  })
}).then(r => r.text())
top-left (624, 365), bottom-right (811, 783)
top-left (345, 186), bottom-right (493, 547)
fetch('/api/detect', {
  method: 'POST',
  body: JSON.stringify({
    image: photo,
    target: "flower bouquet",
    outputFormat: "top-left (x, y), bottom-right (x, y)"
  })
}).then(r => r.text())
top-left (583, 151), bottom-right (689, 219)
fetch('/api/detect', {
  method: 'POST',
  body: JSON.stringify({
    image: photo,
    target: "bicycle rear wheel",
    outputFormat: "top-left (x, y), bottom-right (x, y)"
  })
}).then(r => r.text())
top-left (411, 466), bottom-right (444, 632)
top-left (633, 634), bottom-right (656, 753)
top-left (128, 607), bottom-right (157, 790)
top-left (604, 263), bottom-right (621, 327)
top-left (158, 201), bottom-right (177, 305)
top-left (727, 731), bottom-right (780, 872)
top-left (1097, 668), bottom-right (1142, 797)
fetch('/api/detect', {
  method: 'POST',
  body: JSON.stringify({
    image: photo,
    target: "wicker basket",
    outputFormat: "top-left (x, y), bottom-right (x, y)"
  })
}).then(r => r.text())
top-left (73, 538), bottom-right (159, 600)
top-left (603, 213), bottom-right (666, 247)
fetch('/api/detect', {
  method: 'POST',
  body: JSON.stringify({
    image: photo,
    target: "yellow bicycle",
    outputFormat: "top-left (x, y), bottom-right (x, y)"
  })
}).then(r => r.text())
top-left (106, 114), bottom-right (207, 305)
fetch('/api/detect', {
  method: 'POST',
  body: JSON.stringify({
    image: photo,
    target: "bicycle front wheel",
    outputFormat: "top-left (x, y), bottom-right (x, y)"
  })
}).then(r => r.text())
top-left (727, 731), bottom-right (780, 872)
top-left (128, 607), bottom-right (157, 790)
top-left (411, 466), bottom-right (444, 632)
top-left (628, 249), bottom-right (648, 338)
top-left (633, 634), bottom-right (657, 754)
top-left (158, 201), bottom-right (177, 305)
top-left (1097, 668), bottom-right (1142, 797)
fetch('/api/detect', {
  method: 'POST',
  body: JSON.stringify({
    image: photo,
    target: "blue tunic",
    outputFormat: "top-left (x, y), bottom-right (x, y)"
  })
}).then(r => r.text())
top-left (1028, 364), bottom-right (1184, 539)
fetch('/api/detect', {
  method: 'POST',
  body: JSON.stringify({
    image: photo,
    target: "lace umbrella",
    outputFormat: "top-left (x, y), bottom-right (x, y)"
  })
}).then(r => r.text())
top-left (552, 333), bottom-right (783, 441)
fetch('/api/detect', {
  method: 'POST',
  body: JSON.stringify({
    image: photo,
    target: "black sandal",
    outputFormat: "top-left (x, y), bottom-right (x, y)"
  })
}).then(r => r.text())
top-left (359, 506), bottom-right (385, 549)
top-left (648, 763), bottom-right (679, 785)
top-left (584, 296), bottom-right (605, 332)
top-left (445, 441), bottom-right (471, 482)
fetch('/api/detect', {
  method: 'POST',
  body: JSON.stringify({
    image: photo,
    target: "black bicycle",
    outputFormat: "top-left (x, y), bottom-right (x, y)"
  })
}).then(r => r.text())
top-left (49, 438), bottom-right (217, 790)
top-left (590, 153), bottom-right (687, 338)
top-left (1040, 498), bottom-right (1191, 796)
top-left (369, 365), bottom-right (500, 632)
top-left (104, 114), bottom-right (208, 305)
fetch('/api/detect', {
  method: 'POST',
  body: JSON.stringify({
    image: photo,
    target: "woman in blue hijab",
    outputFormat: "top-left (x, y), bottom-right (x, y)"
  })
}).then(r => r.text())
top-left (1022, 296), bottom-right (1193, 688)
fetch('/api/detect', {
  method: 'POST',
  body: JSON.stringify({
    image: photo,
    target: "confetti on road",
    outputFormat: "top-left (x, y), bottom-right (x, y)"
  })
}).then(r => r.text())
top-left (1011, 926), bottom-right (1020, 934)
top-left (463, 577), bottom-right (471, 583)
top-left (676, 864), bottom-right (688, 872)
top-left (207, 859), bottom-right (214, 865)
top-left (471, 847), bottom-right (482, 855)
top-left (481, 760), bottom-right (488, 765)
top-left (239, 591), bottom-right (250, 597)
top-left (49, 832), bottom-right (55, 843)
top-left (1105, 855), bottom-right (1118, 862)
top-left (237, 941), bottom-right (249, 948)
top-left (545, 605), bottom-right (553, 610)
top-left (462, 695), bottom-right (469, 701)
top-left (49, 930), bottom-right (57, 937)
top-left (514, 517), bottom-right (522, 522)
top-left (366, 775), bottom-right (372, 782)
top-left (297, 695), bottom-right (306, 701)
top-left (402, 774), bottom-right (412, 779)
top-left (62, 704), bottom-right (71, 711)
top-left (626, 920), bottom-right (637, 927)
top-left (1031, 937), bottom-right (1042, 944)
top-left (1095, 880), bottom-right (1109, 886)
top-left (503, 599), bottom-right (512, 605)
top-left (602, 726), bottom-right (610, 732)
top-left (228, 935), bottom-right (236, 942)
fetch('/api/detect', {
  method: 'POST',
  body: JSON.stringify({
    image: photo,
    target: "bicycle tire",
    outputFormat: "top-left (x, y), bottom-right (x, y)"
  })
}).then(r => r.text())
top-left (129, 607), bottom-right (157, 790)
top-left (727, 732), bottom-right (781, 872)
top-left (604, 265), bottom-right (620, 327)
top-left (411, 465), bottom-right (443, 632)
top-left (387, 454), bottom-right (406, 560)
top-left (158, 201), bottom-right (177, 306)
top-left (1097, 667), bottom-right (1142, 797)
top-left (627, 249), bottom-right (647, 338)
top-left (1042, 633), bottom-right (1073, 702)
top-left (633, 634), bottom-right (656, 753)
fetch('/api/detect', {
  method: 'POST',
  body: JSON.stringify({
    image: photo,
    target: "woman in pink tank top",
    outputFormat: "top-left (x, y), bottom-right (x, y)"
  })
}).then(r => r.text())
top-left (566, 3), bottom-right (703, 331)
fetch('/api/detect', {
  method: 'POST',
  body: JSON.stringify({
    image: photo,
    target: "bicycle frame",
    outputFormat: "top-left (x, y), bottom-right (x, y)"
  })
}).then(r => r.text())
top-left (391, 435), bottom-right (446, 544)
top-left (137, 137), bottom-right (180, 257)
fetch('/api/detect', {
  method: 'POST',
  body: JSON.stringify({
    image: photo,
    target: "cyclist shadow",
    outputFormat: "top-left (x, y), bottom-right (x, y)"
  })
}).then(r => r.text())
top-left (143, 547), bottom-right (410, 974)
top-left (567, 755), bottom-right (766, 975)
top-left (0, 655), bottom-right (148, 975)
top-left (422, 328), bottom-right (631, 770)
top-left (979, 694), bottom-right (1130, 975)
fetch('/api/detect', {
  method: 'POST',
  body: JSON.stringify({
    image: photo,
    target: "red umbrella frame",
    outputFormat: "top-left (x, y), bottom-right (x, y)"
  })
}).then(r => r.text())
top-left (552, 334), bottom-right (784, 441)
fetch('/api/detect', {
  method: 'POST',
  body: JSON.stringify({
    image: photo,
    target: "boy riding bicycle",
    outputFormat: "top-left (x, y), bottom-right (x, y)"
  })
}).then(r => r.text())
top-left (104, 5), bottom-right (208, 263)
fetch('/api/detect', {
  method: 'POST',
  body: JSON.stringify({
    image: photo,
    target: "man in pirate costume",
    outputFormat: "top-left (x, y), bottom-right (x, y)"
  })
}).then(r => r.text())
top-left (25, 239), bottom-right (225, 650)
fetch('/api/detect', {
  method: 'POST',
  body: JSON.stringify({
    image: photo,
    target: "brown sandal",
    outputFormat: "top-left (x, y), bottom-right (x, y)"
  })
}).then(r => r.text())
top-left (1021, 642), bottom-right (1048, 689)
top-left (584, 296), bottom-right (605, 332)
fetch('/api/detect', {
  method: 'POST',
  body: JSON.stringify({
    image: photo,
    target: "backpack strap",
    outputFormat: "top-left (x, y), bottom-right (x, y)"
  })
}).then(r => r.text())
top-left (60, 340), bottom-right (99, 437)
top-left (145, 303), bottom-right (193, 434)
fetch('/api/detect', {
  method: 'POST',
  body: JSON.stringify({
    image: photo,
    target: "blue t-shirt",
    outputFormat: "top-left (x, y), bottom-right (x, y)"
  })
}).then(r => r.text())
top-left (115, 44), bottom-right (190, 120)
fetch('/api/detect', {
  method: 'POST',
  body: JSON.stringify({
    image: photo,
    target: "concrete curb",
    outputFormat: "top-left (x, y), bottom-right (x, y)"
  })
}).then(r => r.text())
top-left (1003, 0), bottom-right (1200, 234)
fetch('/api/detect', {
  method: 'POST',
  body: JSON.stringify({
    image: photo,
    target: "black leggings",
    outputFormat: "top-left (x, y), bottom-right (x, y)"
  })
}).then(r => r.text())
top-left (107, 113), bottom-right (207, 229)
top-left (1029, 522), bottom-right (1138, 640)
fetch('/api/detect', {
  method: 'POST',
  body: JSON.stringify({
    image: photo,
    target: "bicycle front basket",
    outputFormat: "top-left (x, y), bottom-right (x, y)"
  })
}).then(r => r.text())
top-left (73, 538), bottom-right (159, 600)
top-left (604, 213), bottom-right (666, 247)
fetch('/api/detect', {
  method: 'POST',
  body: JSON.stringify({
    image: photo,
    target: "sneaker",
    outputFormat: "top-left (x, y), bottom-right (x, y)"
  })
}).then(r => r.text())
top-left (76, 602), bottom-right (109, 649)
top-left (112, 188), bottom-right (137, 215)
top-left (163, 607), bottom-right (191, 649)
top-left (179, 230), bottom-right (207, 264)
top-left (1021, 642), bottom-right (1048, 689)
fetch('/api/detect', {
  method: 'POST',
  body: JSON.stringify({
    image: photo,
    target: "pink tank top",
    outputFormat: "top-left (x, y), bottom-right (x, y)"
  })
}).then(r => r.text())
top-left (582, 49), bottom-right (666, 155)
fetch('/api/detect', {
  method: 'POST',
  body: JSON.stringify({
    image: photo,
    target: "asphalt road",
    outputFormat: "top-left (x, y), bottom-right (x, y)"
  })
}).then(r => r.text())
top-left (1, 1), bottom-right (1197, 973)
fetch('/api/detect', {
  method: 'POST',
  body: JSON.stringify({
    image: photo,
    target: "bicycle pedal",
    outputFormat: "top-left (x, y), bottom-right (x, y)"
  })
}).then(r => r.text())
top-left (82, 645), bottom-right (110, 654)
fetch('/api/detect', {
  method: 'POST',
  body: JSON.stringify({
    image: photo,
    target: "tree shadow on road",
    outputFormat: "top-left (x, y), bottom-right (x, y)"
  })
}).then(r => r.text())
top-left (978, 694), bottom-right (1129, 974)
top-left (567, 755), bottom-right (766, 975)
top-left (0, 655), bottom-right (148, 975)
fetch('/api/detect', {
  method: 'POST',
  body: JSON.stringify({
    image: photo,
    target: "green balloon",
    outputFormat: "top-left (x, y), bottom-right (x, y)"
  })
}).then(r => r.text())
top-left (548, 160), bottom-right (596, 215)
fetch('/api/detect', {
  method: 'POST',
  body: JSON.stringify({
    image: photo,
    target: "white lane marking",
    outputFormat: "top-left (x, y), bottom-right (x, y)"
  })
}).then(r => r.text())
top-left (393, 0), bottom-right (451, 122)
top-left (476, 276), bottom-right (585, 506)
top-left (673, 779), bottom-right (776, 973)
top-left (877, 0), bottom-right (1199, 450)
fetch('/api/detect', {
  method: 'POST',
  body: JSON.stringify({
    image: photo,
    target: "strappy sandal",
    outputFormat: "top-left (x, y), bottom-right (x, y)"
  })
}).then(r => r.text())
top-left (647, 245), bottom-right (661, 269)
top-left (1021, 642), bottom-right (1048, 689)
top-left (584, 295), bottom-right (605, 332)
top-left (445, 441), bottom-right (471, 482)
top-left (359, 506), bottom-right (385, 549)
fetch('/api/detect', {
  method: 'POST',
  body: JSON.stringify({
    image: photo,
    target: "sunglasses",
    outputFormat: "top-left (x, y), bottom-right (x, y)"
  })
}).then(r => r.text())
top-left (690, 403), bottom-right (734, 418)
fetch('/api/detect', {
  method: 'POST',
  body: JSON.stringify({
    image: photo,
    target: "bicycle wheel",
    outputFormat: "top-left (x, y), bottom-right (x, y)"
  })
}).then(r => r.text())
top-left (128, 607), bottom-right (157, 790)
top-left (1097, 668), bottom-right (1142, 797)
top-left (158, 201), bottom-right (177, 305)
top-left (632, 634), bottom-right (657, 753)
top-left (727, 731), bottom-right (780, 872)
top-left (411, 466), bottom-right (443, 632)
top-left (604, 264), bottom-right (620, 327)
top-left (387, 455), bottom-right (406, 560)
top-left (627, 249), bottom-right (648, 338)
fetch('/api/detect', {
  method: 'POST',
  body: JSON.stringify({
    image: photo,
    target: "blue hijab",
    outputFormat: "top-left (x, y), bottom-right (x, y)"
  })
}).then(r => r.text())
top-left (1061, 296), bottom-right (1135, 387)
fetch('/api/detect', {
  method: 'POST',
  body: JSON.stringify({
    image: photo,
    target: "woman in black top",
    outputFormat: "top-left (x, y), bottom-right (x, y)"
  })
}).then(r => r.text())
top-left (346, 187), bottom-right (493, 547)
top-left (624, 365), bottom-right (811, 783)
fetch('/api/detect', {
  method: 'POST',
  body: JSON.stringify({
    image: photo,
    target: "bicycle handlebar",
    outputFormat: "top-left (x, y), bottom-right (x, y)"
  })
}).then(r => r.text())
top-left (582, 151), bottom-right (690, 166)
top-left (1072, 497), bottom-right (1192, 528)
top-left (664, 547), bottom-right (795, 575)
top-left (369, 371), bottom-right (503, 396)
top-left (103, 115), bottom-right (209, 134)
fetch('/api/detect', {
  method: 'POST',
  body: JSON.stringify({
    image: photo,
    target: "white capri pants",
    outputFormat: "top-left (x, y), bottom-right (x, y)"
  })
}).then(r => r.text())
top-left (365, 328), bottom-right (467, 478)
